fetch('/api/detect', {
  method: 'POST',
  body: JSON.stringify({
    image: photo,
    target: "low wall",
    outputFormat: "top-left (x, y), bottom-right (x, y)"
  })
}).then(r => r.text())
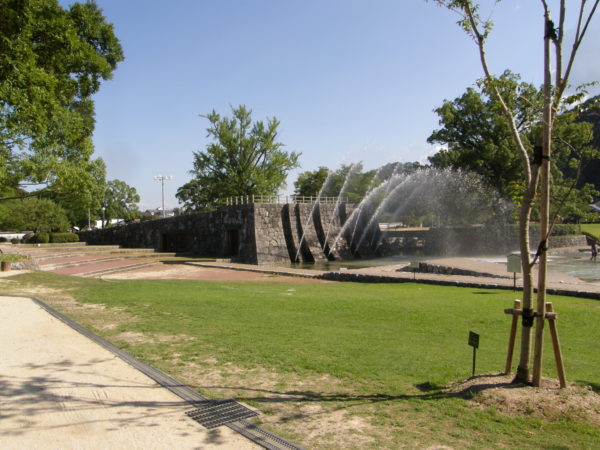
top-left (78, 203), bottom-right (356, 265)
top-left (78, 206), bottom-right (258, 263)
top-left (78, 206), bottom-right (590, 266)
top-left (377, 227), bottom-right (588, 257)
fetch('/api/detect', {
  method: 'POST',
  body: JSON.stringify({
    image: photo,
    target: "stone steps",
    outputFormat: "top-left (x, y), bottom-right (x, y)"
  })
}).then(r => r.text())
top-left (5, 242), bottom-right (172, 278)
top-left (40, 252), bottom-right (175, 271)
top-left (54, 260), bottom-right (161, 278)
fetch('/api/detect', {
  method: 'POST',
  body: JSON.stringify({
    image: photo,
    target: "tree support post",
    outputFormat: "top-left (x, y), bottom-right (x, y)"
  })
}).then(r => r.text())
top-left (546, 302), bottom-right (567, 388)
top-left (504, 300), bottom-right (566, 387)
top-left (504, 299), bottom-right (521, 374)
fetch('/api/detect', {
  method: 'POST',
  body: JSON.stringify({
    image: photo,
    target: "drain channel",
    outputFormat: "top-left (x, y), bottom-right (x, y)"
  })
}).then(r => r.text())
top-left (186, 399), bottom-right (259, 429)
top-left (30, 296), bottom-right (304, 450)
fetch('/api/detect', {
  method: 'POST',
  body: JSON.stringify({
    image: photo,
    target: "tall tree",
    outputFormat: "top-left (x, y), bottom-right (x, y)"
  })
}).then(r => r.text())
top-left (102, 179), bottom-right (141, 226)
top-left (428, 73), bottom-right (598, 222)
top-left (177, 105), bottom-right (300, 211)
top-left (431, 0), bottom-right (599, 385)
top-left (294, 167), bottom-right (330, 197)
top-left (0, 0), bottom-right (123, 214)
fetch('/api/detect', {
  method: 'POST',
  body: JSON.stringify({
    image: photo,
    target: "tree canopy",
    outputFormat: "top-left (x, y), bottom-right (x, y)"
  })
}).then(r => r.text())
top-left (293, 162), bottom-right (425, 205)
top-left (293, 167), bottom-right (330, 197)
top-left (102, 179), bottom-right (141, 225)
top-left (177, 105), bottom-right (300, 211)
top-left (428, 72), bottom-right (599, 222)
top-left (0, 0), bottom-right (123, 215)
top-left (0, 196), bottom-right (69, 232)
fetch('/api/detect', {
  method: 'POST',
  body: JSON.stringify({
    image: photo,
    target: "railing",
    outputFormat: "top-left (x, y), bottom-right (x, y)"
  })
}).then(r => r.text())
top-left (223, 195), bottom-right (349, 205)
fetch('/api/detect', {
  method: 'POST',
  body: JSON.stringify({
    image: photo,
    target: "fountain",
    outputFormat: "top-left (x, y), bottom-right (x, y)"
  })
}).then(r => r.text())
top-left (300, 164), bottom-right (515, 264)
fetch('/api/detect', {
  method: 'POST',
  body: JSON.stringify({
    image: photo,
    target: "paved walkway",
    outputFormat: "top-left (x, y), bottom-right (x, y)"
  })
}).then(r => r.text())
top-left (196, 256), bottom-right (600, 298)
top-left (0, 295), bottom-right (258, 450)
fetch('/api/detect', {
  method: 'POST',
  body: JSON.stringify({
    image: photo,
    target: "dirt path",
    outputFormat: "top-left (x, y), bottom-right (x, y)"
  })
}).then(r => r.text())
top-left (0, 295), bottom-right (257, 449)
top-left (102, 262), bottom-right (329, 283)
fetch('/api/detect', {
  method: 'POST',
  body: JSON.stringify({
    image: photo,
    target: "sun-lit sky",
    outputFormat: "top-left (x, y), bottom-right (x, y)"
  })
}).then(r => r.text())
top-left (71, 0), bottom-right (600, 211)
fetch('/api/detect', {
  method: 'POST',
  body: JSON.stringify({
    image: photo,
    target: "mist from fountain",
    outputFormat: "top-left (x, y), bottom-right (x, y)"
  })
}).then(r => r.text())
top-left (323, 165), bottom-right (512, 260)
top-left (294, 163), bottom-right (360, 262)
top-left (323, 164), bottom-right (388, 257)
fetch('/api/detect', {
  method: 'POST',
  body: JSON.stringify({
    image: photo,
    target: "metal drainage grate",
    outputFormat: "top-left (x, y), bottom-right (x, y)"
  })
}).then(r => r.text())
top-left (186, 399), bottom-right (259, 429)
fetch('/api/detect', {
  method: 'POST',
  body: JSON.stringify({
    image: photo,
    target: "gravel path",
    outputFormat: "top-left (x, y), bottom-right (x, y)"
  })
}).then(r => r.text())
top-left (0, 295), bottom-right (257, 450)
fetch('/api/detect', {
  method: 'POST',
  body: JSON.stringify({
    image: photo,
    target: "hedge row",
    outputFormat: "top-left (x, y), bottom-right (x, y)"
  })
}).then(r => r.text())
top-left (30, 232), bottom-right (79, 244)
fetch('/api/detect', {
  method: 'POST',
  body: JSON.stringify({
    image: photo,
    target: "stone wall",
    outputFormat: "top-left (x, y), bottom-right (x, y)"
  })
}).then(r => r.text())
top-left (253, 204), bottom-right (291, 264)
top-left (78, 206), bottom-right (257, 263)
top-left (79, 205), bottom-right (587, 265)
top-left (251, 202), bottom-right (353, 265)
top-left (78, 203), bottom-right (356, 265)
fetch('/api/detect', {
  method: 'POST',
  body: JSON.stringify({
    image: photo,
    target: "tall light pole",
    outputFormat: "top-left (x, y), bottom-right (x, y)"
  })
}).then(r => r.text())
top-left (154, 175), bottom-right (173, 218)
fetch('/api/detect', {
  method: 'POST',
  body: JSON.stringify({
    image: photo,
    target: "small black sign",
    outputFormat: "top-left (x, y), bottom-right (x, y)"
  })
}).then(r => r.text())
top-left (468, 331), bottom-right (480, 349)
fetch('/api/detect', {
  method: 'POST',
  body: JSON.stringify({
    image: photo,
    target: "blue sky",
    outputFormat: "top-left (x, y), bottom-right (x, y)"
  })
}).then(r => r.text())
top-left (77, 1), bottom-right (600, 210)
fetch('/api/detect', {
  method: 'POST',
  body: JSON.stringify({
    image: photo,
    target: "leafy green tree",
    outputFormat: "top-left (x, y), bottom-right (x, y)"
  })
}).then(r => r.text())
top-left (294, 167), bottom-right (330, 197)
top-left (0, 197), bottom-right (69, 232)
top-left (102, 179), bottom-right (141, 225)
top-left (294, 162), bottom-right (424, 203)
top-left (177, 105), bottom-right (300, 211)
top-left (428, 73), bottom-right (598, 222)
top-left (322, 164), bottom-right (378, 203)
top-left (49, 158), bottom-right (107, 228)
top-left (428, 72), bottom-right (539, 197)
top-left (0, 0), bottom-right (123, 212)
top-left (572, 96), bottom-right (600, 192)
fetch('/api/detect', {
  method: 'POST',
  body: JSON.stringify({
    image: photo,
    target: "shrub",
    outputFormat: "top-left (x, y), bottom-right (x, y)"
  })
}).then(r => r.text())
top-left (31, 232), bottom-right (49, 244)
top-left (0, 253), bottom-right (29, 263)
top-left (10, 238), bottom-right (19, 244)
top-left (550, 224), bottom-right (581, 236)
top-left (49, 233), bottom-right (79, 243)
top-left (0, 237), bottom-right (7, 243)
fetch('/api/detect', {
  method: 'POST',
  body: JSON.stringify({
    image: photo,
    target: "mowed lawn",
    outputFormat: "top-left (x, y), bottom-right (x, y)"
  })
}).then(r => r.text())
top-left (581, 223), bottom-right (600, 240)
top-left (3, 272), bottom-right (600, 448)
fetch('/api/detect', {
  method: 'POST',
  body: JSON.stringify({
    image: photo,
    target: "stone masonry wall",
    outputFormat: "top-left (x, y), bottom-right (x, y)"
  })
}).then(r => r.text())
top-left (78, 205), bottom-right (257, 262)
top-left (253, 204), bottom-right (290, 264)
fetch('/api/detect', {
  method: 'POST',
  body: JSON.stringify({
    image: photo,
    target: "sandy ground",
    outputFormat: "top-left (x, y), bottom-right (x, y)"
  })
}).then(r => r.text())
top-left (0, 295), bottom-right (257, 450)
top-left (102, 262), bottom-right (329, 283)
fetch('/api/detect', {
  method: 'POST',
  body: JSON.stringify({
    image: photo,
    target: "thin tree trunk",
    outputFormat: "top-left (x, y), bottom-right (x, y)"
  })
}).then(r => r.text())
top-left (514, 178), bottom-right (536, 383)
top-left (533, 12), bottom-right (554, 388)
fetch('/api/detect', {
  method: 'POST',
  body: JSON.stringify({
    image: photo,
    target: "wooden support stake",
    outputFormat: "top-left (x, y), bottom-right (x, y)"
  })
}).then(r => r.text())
top-left (546, 302), bottom-right (567, 388)
top-left (504, 299), bottom-right (521, 374)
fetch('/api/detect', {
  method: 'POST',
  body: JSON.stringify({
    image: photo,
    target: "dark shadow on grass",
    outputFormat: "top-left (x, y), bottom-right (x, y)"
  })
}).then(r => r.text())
top-left (195, 374), bottom-right (522, 415)
top-left (415, 381), bottom-right (445, 392)
top-left (578, 381), bottom-right (600, 393)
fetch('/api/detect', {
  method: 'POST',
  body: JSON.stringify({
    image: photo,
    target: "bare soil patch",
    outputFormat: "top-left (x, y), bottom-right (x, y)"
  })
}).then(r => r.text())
top-left (447, 372), bottom-right (600, 425)
top-left (155, 356), bottom-right (378, 448)
top-left (103, 263), bottom-right (328, 283)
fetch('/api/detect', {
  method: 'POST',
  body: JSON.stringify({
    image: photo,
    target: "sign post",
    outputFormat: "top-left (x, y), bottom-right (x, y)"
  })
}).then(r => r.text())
top-left (410, 261), bottom-right (420, 280)
top-left (507, 253), bottom-right (521, 291)
top-left (468, 331), bottom-right (480, 377)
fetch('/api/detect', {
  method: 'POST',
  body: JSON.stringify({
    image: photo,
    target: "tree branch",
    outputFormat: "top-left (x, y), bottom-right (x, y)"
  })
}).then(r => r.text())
top-left (555, 0), bottom-right (600, 112)
top-left (463, 3), bottom-right (532, 185)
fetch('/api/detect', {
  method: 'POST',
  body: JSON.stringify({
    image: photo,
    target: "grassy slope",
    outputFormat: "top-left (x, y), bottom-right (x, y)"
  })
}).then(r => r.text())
top-left (581, 223), bottom-right (600, 240)
top-left (2, 272), bottom-right (599, 448)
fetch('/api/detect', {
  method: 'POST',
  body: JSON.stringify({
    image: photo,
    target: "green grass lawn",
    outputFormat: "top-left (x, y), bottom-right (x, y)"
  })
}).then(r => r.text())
top-left (2, 271), bottom-right (599, 448)
top-left (581, 223), bottom-right (600, 240)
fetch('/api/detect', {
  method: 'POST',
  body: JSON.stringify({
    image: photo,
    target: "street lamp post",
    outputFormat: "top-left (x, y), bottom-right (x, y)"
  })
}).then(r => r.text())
top-left (154, 175), bottom-right (173, 218)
